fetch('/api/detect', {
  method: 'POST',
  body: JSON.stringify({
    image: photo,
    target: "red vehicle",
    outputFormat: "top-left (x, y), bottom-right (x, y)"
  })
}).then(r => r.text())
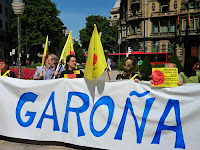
top-left (107, 51), bottom-right (168, 65)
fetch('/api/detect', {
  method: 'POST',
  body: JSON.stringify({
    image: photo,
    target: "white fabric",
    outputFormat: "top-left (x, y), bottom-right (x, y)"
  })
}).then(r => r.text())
top-left (0, 77), bottom-right (199, 150)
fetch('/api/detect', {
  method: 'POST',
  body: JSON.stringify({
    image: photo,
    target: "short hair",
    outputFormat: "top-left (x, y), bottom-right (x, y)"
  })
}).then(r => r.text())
top-left (0, 58), bottom-right (9, 65)
top-left (164, 63), bottom-right (177, 68)
top-left (50, 54), bottom-right (59, 64)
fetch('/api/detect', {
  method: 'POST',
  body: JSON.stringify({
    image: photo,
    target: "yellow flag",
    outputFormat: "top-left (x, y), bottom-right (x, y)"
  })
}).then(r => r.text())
top-left (84, 24), bottom-right (107, 81)
top-left (41, 35), bottom-right (48, 67)
top-left (60, 31), bottom-right (75, 64)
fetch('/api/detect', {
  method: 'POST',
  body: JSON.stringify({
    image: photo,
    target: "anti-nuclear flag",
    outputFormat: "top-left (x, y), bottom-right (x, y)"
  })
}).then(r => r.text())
top-left (84, 24), bottom-right (107, 81)
top-left (60, 31), bottom-right (74, 64)
top-left (41, 35), bottom-right (48, 67)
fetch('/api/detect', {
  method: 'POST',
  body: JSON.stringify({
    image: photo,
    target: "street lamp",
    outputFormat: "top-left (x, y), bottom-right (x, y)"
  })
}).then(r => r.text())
top-left (12, 0), bottom-right (25, 79)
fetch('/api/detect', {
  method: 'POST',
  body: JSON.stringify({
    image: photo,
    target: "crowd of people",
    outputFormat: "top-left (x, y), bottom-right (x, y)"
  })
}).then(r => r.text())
top-left (1, 55), bottom-right (200, 86)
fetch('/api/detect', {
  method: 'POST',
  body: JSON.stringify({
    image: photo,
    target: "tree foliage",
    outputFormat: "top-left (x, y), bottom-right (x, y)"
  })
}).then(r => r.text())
top-left (10, 0), bottom-right (65, 62)
top-left (74, 40), bottom-right (85, 63)
top-left (140, 56), bottom-right (152, 80)
top-left (79, 15), bottom-right (118, 54)
top-left (169, 55), bottom-right (183, 73)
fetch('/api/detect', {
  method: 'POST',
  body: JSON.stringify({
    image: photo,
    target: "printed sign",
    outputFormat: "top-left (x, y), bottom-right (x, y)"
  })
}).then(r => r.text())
top-left (152, 68), bottom-right (179, 87)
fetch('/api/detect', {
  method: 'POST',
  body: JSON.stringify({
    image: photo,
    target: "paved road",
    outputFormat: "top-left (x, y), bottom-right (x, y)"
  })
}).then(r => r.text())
top-left (0, 70), bottom-right (120, 150)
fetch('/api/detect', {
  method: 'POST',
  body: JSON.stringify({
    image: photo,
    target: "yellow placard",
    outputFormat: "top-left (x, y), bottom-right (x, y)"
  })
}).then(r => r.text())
top-left (152, 68), bottom-right (178, 87)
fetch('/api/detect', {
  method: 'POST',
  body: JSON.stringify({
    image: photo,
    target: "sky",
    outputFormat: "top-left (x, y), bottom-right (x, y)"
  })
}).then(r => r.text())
top-left (51, 0), bottom-right (117, 40)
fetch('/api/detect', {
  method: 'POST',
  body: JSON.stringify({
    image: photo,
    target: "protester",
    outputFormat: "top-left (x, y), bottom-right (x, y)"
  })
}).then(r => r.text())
top-left (107, 56), bottom-right (112, 71)
top-left (33, 59), bottom-right (48, 80)
top-left (44, 54), bottom-right (65, 80)
top-left (179, 56), bottom-right (200, 83)
top-left (60, 55), bottom-right (84, 78)
top-left (138, 59), bottom-right (143, 68)
top-left (116, 57), bottom-right (140, 82)
top-left (0, 58), bottom-right (16, 78)
top-left (150, 62), bottom-right (183, 86)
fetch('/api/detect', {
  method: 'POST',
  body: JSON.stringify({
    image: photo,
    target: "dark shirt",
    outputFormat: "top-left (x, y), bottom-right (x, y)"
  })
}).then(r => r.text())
top-left (1, 70), bottom-right (16, 78)
top-left (60, 69), bottom-right (84, 78)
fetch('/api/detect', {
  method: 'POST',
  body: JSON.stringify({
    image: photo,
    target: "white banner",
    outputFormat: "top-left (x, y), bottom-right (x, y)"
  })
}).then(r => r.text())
top-left (0, 77), bottom-right (200, 150)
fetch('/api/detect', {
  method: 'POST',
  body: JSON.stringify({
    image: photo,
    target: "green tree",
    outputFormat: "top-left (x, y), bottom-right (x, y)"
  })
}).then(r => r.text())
top-left (79, 15), bottom-right (118, 53)
top-left (118, 57), bottom-right (126, 70)
top-left (140, 56), bottom-right (152, 80)
top-left (73, 40), bottom-right (85, 63)
top-left (10, 0), bottom-right (65, 63)
top-left (169, 55), bottom-right (183, 73)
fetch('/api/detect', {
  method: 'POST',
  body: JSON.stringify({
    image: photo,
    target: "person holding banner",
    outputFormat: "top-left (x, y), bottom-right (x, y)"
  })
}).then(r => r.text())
top-left (179, 56), bottom-right (200, 83)
top-left (44, 54), bottom-right (65, 80)
top-left (59, 55), bottom-right (84, 79)
top-left (0, 58), bottom-right (16, 78)
top-left (116, 57), bottom-right (140, 82)
top-left (33, 59), bottom-right (48, 80)
top-left (150, 63), bottom-right (183, 86)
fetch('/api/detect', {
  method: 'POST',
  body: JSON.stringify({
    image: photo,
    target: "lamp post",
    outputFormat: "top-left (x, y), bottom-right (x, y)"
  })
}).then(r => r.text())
top-left (12, 0), bottom-right (25, 79)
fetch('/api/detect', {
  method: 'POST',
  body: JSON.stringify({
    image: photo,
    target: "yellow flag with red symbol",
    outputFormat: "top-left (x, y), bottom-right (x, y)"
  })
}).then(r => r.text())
top-left (60, 31), bottom-right (75, 64)
top-left (84, 24), bottom-right (107, 81)
top-left (41, 35), bottom-right (48, 67)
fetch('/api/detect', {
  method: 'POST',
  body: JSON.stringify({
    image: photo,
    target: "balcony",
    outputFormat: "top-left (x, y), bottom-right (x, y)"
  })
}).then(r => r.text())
top-left (151, 10), bottom-right (178, 18)
top-left (127, 34), bottom-right (143, 39)
top-left (150, 32), bottom-right (176, 38)
top-left (180, 30), bottom-right (200, 36)
top-left (180, 8), bottom-right (200, 14)
top-left (128, 10), bottom-right (142, 20)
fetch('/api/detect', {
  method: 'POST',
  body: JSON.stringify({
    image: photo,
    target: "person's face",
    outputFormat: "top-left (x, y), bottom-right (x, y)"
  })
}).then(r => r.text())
top-left (47, 56), bottom-right (52, 66)
top-left (67, 57), bottom-right (76, 70)
top-left (124, 59), bottom-right (134, 72)
top-left (0, 61), bottom-right (7, 71)
top-left (168, 63), bottom-right (176, 68)
top-left (192, 62), bottom-right (199, 71)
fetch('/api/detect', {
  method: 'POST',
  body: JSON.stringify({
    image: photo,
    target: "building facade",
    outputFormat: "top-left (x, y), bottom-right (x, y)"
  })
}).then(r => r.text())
top-left (119, 0), bottom-right (200, 63)
top-left (110, 0), bottom-right (121, 26)
top-left (0, 0), bottom-right (13, 59)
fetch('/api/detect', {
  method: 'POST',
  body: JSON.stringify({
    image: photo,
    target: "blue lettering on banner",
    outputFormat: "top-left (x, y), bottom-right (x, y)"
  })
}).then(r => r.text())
top-left (16, 92), bottom-right (38, 127)
top-left (62, 92), bottom-right (89, 137)
top-left (152, 99), bottom-right (185, 149)
top-left (90, 96), bottom-right (115, 137)
top-left (36, 91), bottom-right (60, 131)
top-left (114, 91), bottom-right (155, 144)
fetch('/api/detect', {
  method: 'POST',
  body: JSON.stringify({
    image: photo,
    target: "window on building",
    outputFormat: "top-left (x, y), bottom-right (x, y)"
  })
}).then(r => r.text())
top-left (152, 41), bottom-right (156, 52)
top-left (122, 26), bottom-right (126, 38)
top-left (162, 43), bottom-right (166, 52)
top-left (160, 22), bottom-right (168, 32)
top-left (170, 20), bottom-right (176, 32)
top-left (0, 35), bottom-right (4, 42)
top-left (0, 19), bottom-right (2, 29)
top-left (194, 18), bottom-right (199, 30)
top-left (5, 8), bottom-right (8, 17)
top-left (183, 19), bottom-right (194, 30)
top-left (161, 5), bottom-right (169, 13)
top-left (0, 5), bottom-right (2, 14)
top-left (152, 22), bottom-right (159, 33)
top-left (6, 22), bottom-right (8, 30)
top-left (114, 15), bottom-right (117, 19)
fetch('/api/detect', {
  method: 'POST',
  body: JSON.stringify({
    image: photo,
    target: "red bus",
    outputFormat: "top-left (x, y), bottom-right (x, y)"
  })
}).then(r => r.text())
top-left (107, 51), bottom-right (168, 65)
